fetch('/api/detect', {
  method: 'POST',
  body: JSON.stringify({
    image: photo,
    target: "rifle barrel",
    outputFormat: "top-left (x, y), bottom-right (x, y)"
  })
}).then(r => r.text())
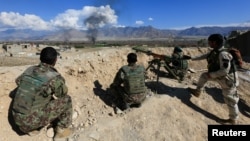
top-left (132, 47), bottom-right (149, 54)
top-left (132, 47), bottom-right (169, 60)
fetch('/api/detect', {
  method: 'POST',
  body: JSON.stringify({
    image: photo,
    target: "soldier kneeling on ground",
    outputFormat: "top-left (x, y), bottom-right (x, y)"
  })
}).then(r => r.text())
top-left (109, 53), bottom-right (150, 114)
top-left (11, 47), bottom-right (74, 140)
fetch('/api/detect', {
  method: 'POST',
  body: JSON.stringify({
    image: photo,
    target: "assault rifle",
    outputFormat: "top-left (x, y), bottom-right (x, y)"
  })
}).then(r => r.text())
top-left (132, 47), bottom-right (191, 83)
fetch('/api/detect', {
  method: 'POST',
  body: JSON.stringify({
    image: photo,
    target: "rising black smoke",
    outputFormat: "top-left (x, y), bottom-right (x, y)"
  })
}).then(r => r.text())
top-left (83, 0), bottom-right (122, 44)
top-left (84, 14), bottom-right (109, 44)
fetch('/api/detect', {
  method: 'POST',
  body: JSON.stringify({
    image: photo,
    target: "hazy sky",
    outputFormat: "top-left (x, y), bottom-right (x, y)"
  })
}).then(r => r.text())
top-left (0, 0), bottom-right (250, 31)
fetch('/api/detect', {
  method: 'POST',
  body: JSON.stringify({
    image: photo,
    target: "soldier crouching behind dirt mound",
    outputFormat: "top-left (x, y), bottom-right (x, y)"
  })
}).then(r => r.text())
top-left (11, 47), bottom-right (74, 140)
top-left (109, 53), bottom-right (150, 114)
top-left (170, 46), bottom-right (189, 81)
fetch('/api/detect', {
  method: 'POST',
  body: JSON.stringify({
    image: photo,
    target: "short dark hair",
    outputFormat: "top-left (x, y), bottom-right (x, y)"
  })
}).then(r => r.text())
top-left (40, 47), bottom-right (57, 65)
top-left (127, 53), bottom-right (137, 63)
top-left (208, 34), bottom-right (224, 46)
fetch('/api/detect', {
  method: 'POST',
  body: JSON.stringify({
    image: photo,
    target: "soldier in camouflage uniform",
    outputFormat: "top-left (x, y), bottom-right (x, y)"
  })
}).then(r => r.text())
top-left (188, 34), bottom-right (239, 124)
top-left (170, 46), bottom-right (189, 81)
top-left (11, 47), bottom-right (73, 140)
top-left (109, 53), bottom-right (148, 112)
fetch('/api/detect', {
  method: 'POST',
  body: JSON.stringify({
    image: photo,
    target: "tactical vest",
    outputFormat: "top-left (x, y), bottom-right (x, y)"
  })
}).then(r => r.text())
top-left (121, 65), bottom-right (146, 94)
top-left (207, 49), bottom-right (236, 73)
top-left (13, 66), bottom-right (60, 114)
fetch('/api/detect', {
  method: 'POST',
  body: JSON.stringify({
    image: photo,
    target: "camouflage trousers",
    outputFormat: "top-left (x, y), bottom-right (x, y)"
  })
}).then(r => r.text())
top-left (123, 93), bottom-right (146, 104)
top-left (12, 95), bottom-right (73, 133)
top-left (109, 85), bottom-right (147, 109)
top-left (196, 72), bottom-right (239, 120)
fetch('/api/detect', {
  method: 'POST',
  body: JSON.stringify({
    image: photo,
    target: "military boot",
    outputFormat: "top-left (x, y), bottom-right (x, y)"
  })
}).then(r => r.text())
top-left (53, 126), bottom-right (73, 141)
top-left (114, 107), bottom-right (124, 115)
top-left (28, 129), bottom-right (43, 136)
top-left (188, 87), bottom-right (201, 97)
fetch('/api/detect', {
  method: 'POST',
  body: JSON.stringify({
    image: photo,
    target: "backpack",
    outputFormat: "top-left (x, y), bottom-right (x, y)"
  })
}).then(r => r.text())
top-left (223, 37), bottom-right (243, 69)
top-left (223, 48), bottom-right (243, 84)
top-left (227, 48), bottom-right (243, 69)
top-left (13, 66), bottom-right (59, 114)
top-left (121, 65), bottom-right (146, 94)
top-left (207, 47), bottom-right (243, 73)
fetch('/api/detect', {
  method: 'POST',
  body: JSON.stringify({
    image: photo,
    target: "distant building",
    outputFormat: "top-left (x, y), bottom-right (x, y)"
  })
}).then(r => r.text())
top-left (1, 43), bottom-right (71, 57)
top-left (2, 43), bottom-right (36, 57)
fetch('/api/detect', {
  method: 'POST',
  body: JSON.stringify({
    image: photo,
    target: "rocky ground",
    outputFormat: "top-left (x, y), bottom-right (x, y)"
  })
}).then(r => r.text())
top-left (0, 46), bottom-right (250, 141)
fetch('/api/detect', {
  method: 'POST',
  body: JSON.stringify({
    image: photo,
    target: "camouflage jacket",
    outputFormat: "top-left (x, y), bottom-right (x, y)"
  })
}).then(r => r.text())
top-left (13, 63), bottom-right (68, 114)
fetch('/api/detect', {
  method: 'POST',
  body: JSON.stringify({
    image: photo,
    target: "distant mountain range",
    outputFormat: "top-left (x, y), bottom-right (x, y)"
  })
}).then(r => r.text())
top-left (0, 26), bottom-right (250, 41)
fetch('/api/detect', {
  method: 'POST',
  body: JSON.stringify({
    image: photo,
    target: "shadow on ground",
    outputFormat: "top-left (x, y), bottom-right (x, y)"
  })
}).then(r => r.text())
top-left (93, 80), bottom-right (113, 107)
top-left (92, 78), bottom-right (250, 122)
top-left (146, 81), bottom-right (224, 123)
top-left (238, 98), bottom-right (250, 118)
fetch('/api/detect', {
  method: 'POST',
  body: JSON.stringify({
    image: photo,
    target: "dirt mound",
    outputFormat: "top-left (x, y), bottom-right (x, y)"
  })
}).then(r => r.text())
top-left (0, 47), bottom-right (250, 141)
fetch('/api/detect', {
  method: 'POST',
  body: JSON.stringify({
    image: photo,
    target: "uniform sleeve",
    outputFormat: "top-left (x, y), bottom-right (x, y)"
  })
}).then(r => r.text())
top-left (191, 53), bottom-right (208, 61)
top-left (15, 66), bottom-right (35, 85)
top-left (112, 68), bottom-right (124, 87)
top-left (209, 51), bottom-right (232, 78)
top-left (50, 75), bottom-right (68, 98)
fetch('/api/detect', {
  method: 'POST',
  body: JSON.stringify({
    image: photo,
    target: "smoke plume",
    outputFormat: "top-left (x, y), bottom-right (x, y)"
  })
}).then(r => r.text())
top-left (83, 4), bottom-right (118, 44)
top-left (84, 14), bottom-right (109, 44)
